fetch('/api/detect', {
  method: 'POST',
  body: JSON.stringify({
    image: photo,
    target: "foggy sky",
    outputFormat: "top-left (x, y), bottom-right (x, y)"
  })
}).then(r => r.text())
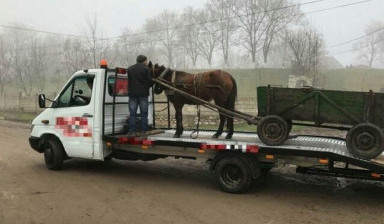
top-left (0, 0), bottom-right (383, 66)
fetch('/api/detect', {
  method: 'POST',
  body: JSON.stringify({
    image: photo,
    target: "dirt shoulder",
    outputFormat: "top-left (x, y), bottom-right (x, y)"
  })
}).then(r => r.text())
top-left (0, 120), bottom-right (384, 224)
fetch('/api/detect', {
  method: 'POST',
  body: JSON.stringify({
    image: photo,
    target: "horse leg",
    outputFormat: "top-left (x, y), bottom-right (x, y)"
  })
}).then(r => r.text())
top-left (225, 116), bottom-right (234, 139)
top-left (212, 113), bottom-right (226, 139)
top-left (173, 103), bottom-right (184, 138)
top-left (225, 79), bottom-right (237, 140)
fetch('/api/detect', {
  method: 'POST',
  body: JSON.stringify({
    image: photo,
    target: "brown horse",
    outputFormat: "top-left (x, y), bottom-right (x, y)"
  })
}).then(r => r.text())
top-left (149, 62), bottom-right (237, 139)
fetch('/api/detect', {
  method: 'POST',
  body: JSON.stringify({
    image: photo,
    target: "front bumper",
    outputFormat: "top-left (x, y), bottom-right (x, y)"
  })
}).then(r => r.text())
top-left (29, 136), bottom-right (43, 153)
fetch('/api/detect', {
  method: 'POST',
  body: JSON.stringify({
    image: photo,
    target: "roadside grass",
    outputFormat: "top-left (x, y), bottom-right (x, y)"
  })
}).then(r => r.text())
top-left (0, 110), bottom-right (38, 123)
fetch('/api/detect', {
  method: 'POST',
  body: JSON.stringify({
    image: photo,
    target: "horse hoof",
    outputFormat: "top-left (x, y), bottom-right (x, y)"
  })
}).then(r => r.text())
top-left (225, 135), bottom-right (233, 139)
top-left (173, 134), bottom-right (181, 138)
top-left (212, 134), bottom-right (219, 139)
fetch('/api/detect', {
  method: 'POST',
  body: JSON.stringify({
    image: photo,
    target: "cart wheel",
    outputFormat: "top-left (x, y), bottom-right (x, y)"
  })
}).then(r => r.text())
top-left (346, 123), bottom-right (384, 160)
top-left (257, 115), bottom-right (289, 146)
top-left (286, 120), bottom-right (293, 132)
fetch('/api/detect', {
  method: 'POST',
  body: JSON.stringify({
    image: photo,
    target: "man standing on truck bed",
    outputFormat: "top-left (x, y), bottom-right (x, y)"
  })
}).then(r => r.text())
top-left (127, 55), bottom-right (152, 137)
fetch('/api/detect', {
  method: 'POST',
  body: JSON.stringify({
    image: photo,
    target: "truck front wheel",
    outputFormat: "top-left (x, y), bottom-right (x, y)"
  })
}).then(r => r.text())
top-left (44, 139), bottom-right (64, 170)
top-left (213, 156), bottom-right (252, 193)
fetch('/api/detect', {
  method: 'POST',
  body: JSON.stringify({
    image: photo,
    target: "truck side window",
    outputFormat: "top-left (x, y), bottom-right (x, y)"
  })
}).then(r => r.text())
top-left (57, 76), bottom-right (94, 107)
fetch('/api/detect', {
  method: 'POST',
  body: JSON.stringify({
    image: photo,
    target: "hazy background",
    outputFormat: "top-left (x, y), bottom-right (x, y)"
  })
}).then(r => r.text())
top-left (0, 0), bottom-right (384, 118)
top-left (0, 0), bottom-right (383, 66)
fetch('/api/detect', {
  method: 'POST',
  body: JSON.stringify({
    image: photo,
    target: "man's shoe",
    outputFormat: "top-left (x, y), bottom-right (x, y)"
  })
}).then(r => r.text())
top-left (140, 131), bottom-right (147, 138)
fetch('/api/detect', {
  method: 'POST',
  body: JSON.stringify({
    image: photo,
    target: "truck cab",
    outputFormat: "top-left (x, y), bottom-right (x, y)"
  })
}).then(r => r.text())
top-left (29, 61), bottom-right (153, 168)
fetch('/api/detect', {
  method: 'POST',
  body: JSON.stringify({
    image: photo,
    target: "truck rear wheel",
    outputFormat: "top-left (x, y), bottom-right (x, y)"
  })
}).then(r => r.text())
top-left (213, 156), bottom-right (252, 193)
top-left (257, 115), bottom-right (289, 146)
top-left (346, 123), bottom-right (384, 160)
top-left (44, 139), bottom-right (64, 170)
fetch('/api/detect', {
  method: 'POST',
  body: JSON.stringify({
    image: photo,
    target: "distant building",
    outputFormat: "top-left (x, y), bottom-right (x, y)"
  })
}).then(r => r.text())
top-left (319, 56), bottom-right (343, 69)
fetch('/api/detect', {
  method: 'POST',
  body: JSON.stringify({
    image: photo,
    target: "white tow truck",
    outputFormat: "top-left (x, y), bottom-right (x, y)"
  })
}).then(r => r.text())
top-left (29, 60), bottom-right (384, 193)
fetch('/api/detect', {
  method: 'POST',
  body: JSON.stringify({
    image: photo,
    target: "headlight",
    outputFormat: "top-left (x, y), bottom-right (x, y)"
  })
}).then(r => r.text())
top-left (30, 124), bottom-right (35, 133)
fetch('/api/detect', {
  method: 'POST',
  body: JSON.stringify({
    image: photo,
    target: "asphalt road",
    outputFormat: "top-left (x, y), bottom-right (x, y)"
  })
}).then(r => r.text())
top-left (1, 120), bottom-right (384, 224)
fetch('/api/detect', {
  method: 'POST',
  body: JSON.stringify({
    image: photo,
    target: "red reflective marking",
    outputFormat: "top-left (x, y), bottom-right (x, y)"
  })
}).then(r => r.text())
top-left (118, 137), bottom-right (128, 143)
top-left (246, 145), bottom-right (259, 154)
top-left (217, 145), bottom-right (226, 150)
top-left (142, 140), bottom-right (153, 145)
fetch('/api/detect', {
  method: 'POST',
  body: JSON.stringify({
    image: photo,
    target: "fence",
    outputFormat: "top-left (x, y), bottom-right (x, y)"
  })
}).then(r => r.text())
top-left (0, 93), bottom-right (257, 127)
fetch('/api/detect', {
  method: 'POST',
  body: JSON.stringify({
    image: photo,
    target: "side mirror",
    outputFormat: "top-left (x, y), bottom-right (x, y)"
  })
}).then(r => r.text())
top-left (38, 94), bottom-right (46, 108)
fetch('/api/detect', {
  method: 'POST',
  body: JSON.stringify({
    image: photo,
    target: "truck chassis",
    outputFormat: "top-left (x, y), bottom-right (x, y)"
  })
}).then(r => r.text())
top-left (100, 68), bottom-right (384, 193)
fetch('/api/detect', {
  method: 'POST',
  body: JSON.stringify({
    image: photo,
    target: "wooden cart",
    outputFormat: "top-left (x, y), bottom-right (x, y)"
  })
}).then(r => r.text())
top-left (257, 86), bottom-right (384, 160)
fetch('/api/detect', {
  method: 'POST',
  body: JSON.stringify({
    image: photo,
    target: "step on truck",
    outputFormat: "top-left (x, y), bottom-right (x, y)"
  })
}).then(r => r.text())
top-left (29, 60), bottom-right (384, 193)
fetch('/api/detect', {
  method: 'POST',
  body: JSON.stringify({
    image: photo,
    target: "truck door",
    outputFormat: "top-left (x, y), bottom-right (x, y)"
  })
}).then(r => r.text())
top-left (53, 75), bottom-right (95, 158)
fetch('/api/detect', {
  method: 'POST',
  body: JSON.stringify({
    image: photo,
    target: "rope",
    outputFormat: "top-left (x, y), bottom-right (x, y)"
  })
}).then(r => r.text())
top-left (190, 74), bottom-right (201, 139)
top-left (190, 104), bottom-right (201, 139)
top-left (155, 106), bottom-right (169, 113)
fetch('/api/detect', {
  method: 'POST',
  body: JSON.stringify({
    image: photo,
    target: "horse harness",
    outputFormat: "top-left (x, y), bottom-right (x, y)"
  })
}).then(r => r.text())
top-left (160, 70), bottom-right (224, 97)
top-left (156, 68), bottom-right (228, 139)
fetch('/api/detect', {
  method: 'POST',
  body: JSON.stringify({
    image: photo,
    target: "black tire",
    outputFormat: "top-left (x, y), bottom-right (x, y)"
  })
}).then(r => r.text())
top-left (346, 123), bottom-right (384, 160)
top-left (261, 167), bottom-right (272, 175)
top-left (44, 139), bottom-right (64, 170)
top-left (257, 115), bottom-right (289, 146)
top-left (213, 156), bottom-right (252, 194)
top-left (286, 120), bottom-right (293, 132)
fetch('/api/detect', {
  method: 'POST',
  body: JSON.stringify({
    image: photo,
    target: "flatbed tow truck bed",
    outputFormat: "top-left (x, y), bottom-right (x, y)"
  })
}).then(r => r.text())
top-left (106, 130), bottom-right (384, 191)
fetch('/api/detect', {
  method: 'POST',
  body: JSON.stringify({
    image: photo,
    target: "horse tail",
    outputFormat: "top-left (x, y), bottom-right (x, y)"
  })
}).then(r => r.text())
top-left (226, 75), bottom-right (237, 111)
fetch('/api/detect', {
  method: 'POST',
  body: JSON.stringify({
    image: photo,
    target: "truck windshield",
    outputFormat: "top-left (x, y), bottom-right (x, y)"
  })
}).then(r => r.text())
top-left (57, 76), bottom-right (94, 107)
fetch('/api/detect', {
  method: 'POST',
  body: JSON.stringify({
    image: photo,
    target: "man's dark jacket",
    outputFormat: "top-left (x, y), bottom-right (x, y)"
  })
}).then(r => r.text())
top-left (127, 63), bottom-right (152, 97)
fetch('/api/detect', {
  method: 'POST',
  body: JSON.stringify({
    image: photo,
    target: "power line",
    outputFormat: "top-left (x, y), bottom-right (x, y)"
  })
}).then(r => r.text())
top-left (3, 0), bottom-right (332, 45)
top-left (0, 24), bottom-right (93, 39)
top-left (328, 25), bottom-right (384, 48)
top-left (11, 0), bottom-right (374, 52)
top-left (106, 0), bottom-right (332, 40)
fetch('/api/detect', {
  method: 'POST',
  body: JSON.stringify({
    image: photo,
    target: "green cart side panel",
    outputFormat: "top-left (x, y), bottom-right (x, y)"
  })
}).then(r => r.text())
top-left (257, 86), bottom-right (384, 127)
top-left (257, 87), bottom-right (268, 116)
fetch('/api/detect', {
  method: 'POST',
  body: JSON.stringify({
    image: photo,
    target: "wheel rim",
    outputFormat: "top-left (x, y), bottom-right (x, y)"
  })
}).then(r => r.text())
top-left (264, 122), bottom-right (283, 139)
top-left (220, 165), bottom-right (243, 188)
top-left (354, 131), bottom-right (376, 151)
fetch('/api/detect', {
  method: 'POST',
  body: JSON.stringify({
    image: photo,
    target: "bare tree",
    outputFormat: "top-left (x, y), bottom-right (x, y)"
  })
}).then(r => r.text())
top-left (145, 10), bottom-right (179, 67)
top-left (353, 21), bottom-right (384, 67)
top-left (60, 38), bottom-right (89, 75)
top-left (208, 0), bottom-right (238, 67)
top-left (0, 35), bottom-right (11, 95)
top-left (6, 27), bottom-right (36, 96)
top-left (197, 9), bottom-right (220, 67)
top-left (29, 37), bottom-right (48, 93)
top-left (286, 28), bottom-right (323, 76)
top-left (179, 7), bottom-right (201, 67)
top-left (83, 14), bottom-right (110, 68)
top-left (233, 0), bottom-right (269, 65)
top-left (262, 0), bottom-right (301, 64)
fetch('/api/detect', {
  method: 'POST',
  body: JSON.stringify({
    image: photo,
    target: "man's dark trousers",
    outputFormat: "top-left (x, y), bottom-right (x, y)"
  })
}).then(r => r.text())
top-left (129, 96), bottom-right (148, 132)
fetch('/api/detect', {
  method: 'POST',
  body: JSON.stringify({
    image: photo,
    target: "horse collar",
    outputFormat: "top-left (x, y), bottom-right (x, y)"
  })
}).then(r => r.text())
top-left (159, 68), bottom-right (170, 79)
top-left (171, 71), bottom-right (176, 84)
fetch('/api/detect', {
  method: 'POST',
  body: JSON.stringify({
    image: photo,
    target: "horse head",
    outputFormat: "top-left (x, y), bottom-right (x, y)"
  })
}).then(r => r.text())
top-left (150, 63), bottom-right (169, 94)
